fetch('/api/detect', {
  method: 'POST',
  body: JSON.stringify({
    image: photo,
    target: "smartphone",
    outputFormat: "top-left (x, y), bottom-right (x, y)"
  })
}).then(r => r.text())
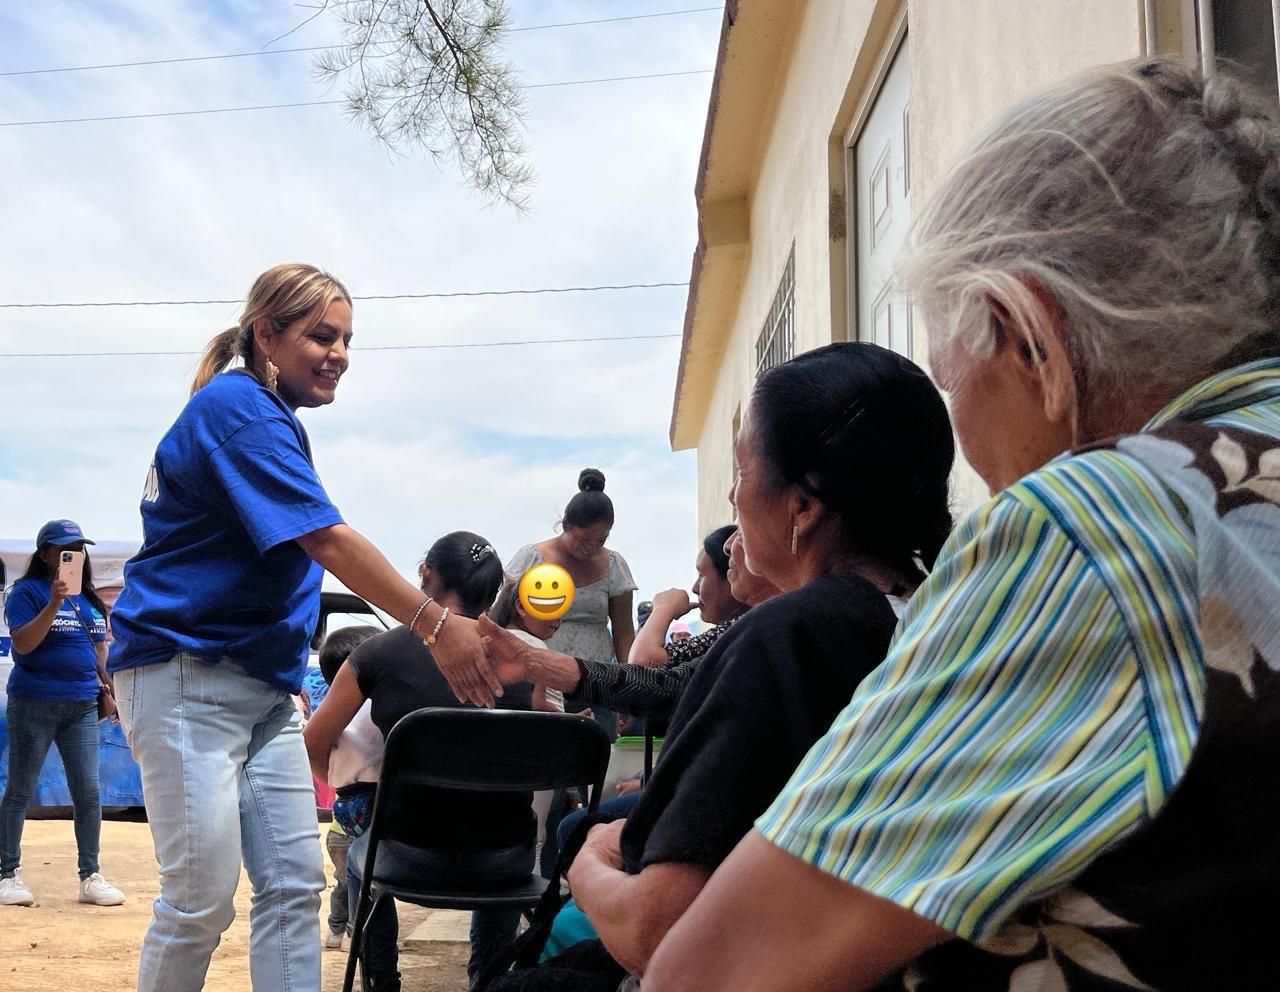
top-left (57, 550), bottom-right (85, 597)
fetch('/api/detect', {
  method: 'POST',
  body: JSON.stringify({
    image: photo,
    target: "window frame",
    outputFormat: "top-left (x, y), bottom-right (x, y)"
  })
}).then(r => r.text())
top-left (841, 13), bottom-right (910, 349)
top-left (1150, 0), bottom-right (1280, 100)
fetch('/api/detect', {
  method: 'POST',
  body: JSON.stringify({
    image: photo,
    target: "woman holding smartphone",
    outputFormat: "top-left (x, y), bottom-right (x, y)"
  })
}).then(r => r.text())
top-left (108, 263), bottom-right (498, 992)
top-left (0, 519), bottom-right (125, 909)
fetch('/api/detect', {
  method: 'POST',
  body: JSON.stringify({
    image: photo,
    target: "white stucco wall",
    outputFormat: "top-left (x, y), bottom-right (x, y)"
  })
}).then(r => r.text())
top-left (692, 0), bottom-right (1146, 536)
top-left (695, 0), bottom-right (883, 533)
top-left (911, 0), bottom-right (1144, 511)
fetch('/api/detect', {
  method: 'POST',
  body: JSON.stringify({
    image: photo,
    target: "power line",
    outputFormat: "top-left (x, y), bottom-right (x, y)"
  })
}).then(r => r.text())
top-left (0, 281), bottom-right (690, 310)
top-left (0, 70), bottom-right (712, 127)
top-left (0, 98), bottom-right (345, 128)
top-left (1, 46), bottom-right (333, 78)
top-left (509, 6), bottom-right (721, 32)
top-left (0, 7), bottom-right (723, 78)
top-left (0, 333), bottom-right (681, 359)
top-left (528, 69), bottom-right (710, 89)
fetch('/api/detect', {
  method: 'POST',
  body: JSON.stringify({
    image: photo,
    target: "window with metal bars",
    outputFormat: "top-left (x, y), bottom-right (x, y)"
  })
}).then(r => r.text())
top-left (755, 247), bottom-right (796, 377)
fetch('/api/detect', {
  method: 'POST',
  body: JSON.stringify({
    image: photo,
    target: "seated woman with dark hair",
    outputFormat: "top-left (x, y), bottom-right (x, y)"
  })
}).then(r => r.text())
top-left (627, 523), bottom-right (747, 669)
top-left (483, 342), bottom-right (956, 990)
top-left (647, 60), bottom-right (1280, 992)
top-left (304, 531), bottom-right (518, 992)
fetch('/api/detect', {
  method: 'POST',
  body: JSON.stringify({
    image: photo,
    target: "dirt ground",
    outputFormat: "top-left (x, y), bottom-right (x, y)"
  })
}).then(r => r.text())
top-left (0, 820), bottom-right (470, 991)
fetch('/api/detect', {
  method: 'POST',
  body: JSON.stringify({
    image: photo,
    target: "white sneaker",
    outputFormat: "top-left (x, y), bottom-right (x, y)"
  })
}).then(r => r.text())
top-left (325, 927), bottom-right (345, 949)
top-left (78, 873), bottom-right (125, 906)
top-left (0, 873), bottom-right (35, 907)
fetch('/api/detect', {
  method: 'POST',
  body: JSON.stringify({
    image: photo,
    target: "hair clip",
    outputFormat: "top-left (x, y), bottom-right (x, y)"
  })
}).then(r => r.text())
top-left (470, 543), bottom-right (495, 563)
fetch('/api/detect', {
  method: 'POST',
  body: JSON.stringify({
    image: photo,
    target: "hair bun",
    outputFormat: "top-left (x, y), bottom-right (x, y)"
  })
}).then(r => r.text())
top-left (578, 468), bottom-right (606, 493)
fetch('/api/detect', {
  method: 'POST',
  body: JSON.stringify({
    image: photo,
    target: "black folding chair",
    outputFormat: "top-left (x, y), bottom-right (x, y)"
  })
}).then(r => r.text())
top-left (342, 708), bottom-right (612, 992)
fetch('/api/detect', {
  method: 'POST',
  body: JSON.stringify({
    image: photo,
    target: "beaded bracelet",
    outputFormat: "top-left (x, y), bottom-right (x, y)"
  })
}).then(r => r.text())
top-left (408, 597), bottom-right (434, 637)
top-left (425, 607), bottom-right (450, 646)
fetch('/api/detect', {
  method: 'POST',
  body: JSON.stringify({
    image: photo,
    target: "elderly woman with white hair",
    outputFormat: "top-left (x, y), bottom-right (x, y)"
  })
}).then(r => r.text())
top-left (644, 58), bottom-right (1280, 992)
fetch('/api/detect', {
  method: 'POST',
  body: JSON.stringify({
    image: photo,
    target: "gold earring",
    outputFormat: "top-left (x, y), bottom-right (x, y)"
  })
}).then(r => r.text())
top-left (791, 525), bottom-right (799, 555)
top-left (264, 359), bottom-right (279, 392)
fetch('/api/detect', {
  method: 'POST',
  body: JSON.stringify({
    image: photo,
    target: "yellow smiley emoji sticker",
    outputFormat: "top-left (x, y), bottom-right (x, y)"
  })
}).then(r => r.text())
top-left (518, 564), bottom-right (575, 621)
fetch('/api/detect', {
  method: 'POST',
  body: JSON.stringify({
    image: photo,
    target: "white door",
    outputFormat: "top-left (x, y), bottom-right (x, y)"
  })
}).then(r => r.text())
top-left (854, 45), bottom-right (911, 356)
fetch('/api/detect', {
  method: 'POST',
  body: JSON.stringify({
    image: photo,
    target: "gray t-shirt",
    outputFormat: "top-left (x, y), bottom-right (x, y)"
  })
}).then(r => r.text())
top-left (506, 545), bottom-right (637, 666)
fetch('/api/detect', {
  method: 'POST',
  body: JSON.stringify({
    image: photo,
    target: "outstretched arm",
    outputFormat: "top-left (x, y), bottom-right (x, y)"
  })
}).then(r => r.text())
top-left (479, 614), bottom-right (702, 719)
top-left (478, 613), bottom-right (583, 692)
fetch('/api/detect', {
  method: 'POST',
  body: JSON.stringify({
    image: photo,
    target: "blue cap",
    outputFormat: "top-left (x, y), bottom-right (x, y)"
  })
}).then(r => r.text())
top-left (36, 519), bottom-right (95, 548)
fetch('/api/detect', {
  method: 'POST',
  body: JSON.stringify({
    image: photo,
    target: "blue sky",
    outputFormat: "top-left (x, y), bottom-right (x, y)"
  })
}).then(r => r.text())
top-left (0, 1), bottom-right (723, 600)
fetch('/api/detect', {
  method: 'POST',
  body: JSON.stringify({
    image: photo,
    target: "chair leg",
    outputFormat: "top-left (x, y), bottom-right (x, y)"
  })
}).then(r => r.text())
top-left (341, 924), bottom-right (360, 992)
top-left (358, 902), bottom-right (375, 992)
top-left (343, 888), bottom-right (376, 992)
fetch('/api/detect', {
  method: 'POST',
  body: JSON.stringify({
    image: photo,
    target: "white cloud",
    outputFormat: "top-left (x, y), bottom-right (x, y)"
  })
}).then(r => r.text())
top-left (0, 1), bottom-right (720, 606)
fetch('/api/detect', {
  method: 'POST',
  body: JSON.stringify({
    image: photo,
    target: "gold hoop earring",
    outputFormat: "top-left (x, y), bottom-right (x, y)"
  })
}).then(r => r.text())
top-left (264, 359), bottom-right (279, 393)
top-left (791, 525), bottom-right (799, 555)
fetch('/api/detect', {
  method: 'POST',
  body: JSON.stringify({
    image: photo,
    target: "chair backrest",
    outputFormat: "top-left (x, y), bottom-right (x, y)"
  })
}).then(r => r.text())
top-left (381, 707), bottom-right (611, 793)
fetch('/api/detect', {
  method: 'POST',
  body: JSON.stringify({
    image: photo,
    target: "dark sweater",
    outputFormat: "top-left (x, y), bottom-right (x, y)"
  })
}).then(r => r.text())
top-left (619, 571), bottom-right (898, 873)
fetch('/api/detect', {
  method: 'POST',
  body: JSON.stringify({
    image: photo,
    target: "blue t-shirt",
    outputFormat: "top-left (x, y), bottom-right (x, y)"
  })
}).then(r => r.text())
top-left (3, 578), bottom-right (106, 701)
top-left (108, 370), bottom-right (344, 693)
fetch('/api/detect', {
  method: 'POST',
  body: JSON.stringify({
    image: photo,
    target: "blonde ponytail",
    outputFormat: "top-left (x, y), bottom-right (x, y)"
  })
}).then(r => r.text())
top-left (191, 327), bottom-right (248, 396)
top-left (188, 264), bottom-right (351, 397)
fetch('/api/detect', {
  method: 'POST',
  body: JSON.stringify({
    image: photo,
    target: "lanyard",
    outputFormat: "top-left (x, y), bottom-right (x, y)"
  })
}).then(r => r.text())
top-left (63, 592), bottom-right (98, 640)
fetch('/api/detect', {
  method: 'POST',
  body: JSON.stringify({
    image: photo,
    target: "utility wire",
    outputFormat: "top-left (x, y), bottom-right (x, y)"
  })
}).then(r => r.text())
top-left (508, 6), bottom-right (721, 32)
top-left (0, 281), bottom-right (690, 310)
top-left (0, 7), bottom-right (723, 78)
top-left (527, 69), bottom-right (710, 89)
top-left (0, 70), bottom-right (712, 127)
top-left (0, 98), bottom-right (344, 128)
top-left (0, 333), bottom-right (681, 359)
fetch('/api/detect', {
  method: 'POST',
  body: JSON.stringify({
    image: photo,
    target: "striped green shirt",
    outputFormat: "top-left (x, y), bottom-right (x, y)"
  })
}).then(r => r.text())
top-left (757, 360), bottom-right (1280, 945)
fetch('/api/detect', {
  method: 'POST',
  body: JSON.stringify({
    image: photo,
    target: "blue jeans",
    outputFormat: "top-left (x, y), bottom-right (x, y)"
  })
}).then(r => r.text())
top-left (0, 694), bottom-right (101, 880)
top-left (348, 832), bottom-right (536, 989)
top-left (115, 655), bottom-right (325, 992)
top-left (554, 792), bottom-right (643, 865)
top-left (539, 789), bottom-right (568, 882)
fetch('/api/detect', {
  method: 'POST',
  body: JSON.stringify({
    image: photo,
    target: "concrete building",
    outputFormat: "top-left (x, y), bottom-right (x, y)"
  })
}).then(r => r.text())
top-left (670, 0), bottom-right (1280, 535)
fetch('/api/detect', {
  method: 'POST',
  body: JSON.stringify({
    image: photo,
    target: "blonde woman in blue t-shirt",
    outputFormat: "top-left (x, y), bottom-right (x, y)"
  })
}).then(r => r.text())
top-left (108, 263), bottom-right (501, 992)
